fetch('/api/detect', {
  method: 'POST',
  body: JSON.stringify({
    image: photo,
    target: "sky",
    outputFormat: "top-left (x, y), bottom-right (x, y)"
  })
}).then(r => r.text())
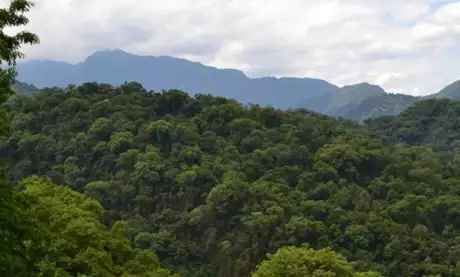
top-left (4, 0), bottom-right (460, 95)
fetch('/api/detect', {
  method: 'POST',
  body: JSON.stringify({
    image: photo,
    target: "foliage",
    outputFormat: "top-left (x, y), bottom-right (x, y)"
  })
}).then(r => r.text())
top-left (0, 1), bottom-right (40, 276)
top-left (252, 245), bottom-right (381, 277)
top-left (19, 176), bottom-right (177, 277)
top-left (367, 98), bottom-right (460, 151)
top-left (4, 82), bottom-right (460, 277)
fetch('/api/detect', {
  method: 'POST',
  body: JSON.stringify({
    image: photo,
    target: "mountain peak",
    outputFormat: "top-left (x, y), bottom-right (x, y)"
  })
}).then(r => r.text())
top-left (90, 48), bottom-right (131, 56)
top-left (83, 49), bottom-right (136, 62)
top-left (436, 79), bottom-right (460, 100)
top-left (342, 82), bottom-right (383, 90)
top-left (339, 82), bottom-right (386, 97)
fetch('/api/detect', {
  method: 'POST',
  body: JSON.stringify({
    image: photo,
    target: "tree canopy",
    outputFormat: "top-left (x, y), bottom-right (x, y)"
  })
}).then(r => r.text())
top-left (3, 3), bottom-right (460, 277)
top-left (3, 81), bottom-right (460, 277)
top-left (20, 175), bottom-right (177, 277)
top-left (252, 245), bottom-right (382, 277)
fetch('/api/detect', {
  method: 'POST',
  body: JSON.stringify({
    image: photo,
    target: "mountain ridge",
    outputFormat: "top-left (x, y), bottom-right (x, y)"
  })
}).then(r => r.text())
top-left (16, 49), bottom-right (337, 110)
top-left (14, 49), bottom-right (460, 120)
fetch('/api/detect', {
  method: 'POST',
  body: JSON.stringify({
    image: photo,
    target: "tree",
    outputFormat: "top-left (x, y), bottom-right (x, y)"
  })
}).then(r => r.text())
top-left (252, 245), bottom-right (354, 277)
top-left (0, 1), bottom-right (40, 276)
top-left (0, 0), bottom-right (39, 135)
top-left (252, 245), bottom-right (382, 277)
top-left (22, 176), bottom-right (178, 277)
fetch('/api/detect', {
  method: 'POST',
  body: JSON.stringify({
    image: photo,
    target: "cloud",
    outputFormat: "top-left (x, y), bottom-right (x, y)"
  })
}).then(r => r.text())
top-left (2, 0), bottom-right (460, 95)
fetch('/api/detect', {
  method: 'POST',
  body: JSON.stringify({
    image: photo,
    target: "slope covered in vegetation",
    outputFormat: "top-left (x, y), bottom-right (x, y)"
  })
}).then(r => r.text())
top-left (3, 82), bottom-right (460, 277)
top-left (367, 98), bottom-right (460, 151)
top-left (342, 93), bottom-right (419, 121)
top-left (12, 81), bottom-right (39, 96)
top-left (434, 80), bottom-right (460, 100)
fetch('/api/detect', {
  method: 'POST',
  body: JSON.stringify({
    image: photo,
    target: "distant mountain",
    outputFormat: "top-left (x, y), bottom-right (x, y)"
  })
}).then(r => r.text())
top-left (12, 81), bottom-right (39, 96)
top-left (327, 83), bottom-right (386, 114)
top-left (310, 79), bottom-right (460, 121)
top-left (14, 49), bottom-right (460, 121)
top-left (367, 98), bottom-right (460, 151)
top-left (15, 49), bottom-right (337, 109)
top-left (340, 93), bottom-right (420, 121)
top-left (301, 82), bottom-right (419, 121)
top-left (433, 79), bottom-right (460, 100)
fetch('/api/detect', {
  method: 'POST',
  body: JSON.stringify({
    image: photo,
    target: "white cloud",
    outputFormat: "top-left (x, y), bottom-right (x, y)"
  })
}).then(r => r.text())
top-left (410, 23), bottom-right (449, 41)
top-left (1, 0), bottom-right (460, 95)
top-left (434, 1), bottom-right (460, 23)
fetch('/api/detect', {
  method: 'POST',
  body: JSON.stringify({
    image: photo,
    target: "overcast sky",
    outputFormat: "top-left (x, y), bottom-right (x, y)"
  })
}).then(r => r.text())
top-left (5, 0), bottom-right (460, 95)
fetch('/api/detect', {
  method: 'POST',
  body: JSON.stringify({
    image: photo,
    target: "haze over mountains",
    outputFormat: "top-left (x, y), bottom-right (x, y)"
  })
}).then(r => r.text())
top-left (15, 49), bottom-right (460, 121)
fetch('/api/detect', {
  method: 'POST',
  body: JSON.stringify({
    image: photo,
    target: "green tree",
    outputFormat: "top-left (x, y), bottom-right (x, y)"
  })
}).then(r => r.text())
top-left (22, 176), bottom-right (178, 277)
top-left (0, 1), bottom-right (40, 276)
top-left (252, 245), bottom-right (381, 277)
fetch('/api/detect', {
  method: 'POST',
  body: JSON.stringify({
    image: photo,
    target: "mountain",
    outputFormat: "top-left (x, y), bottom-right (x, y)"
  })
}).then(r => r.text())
top-left (301, 82), bottom-right (419, 120)
top-left (367, 98), bottom-right (460, 151)
top-left (433, 79), bottom-right (460, 100)
top-left (421, 79), bottom-right (460, 100)
top-left (12, 81), bottom-right (40, 96)
top-left (316, 79), bottom-right (460, 121)
top-left (15, 49), bottom-right (337, 109)
top-left (12, 50), bottom-right (416, 120)
top-left (304, 82), bottom-right (386, 116)
top-left (15, 49), bottom-right (460, 121)
top-left (341, 93), bottom-right (420, 121)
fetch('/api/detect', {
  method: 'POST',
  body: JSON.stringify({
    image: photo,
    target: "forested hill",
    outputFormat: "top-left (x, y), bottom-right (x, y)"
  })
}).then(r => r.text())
top-left (12, 81), bottom-right (39, 96)
top-left (4, 82), bottom-right (460, 277)
top-left (433, 80), bottom-right (460, 100)
top-left (367, 98), bottom-right (460, 151)
top-left (304, 83), bottom-right (420, 120)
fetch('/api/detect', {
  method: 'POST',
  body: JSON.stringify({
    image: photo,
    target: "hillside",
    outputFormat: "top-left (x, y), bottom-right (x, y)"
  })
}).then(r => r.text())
top-left (15, 49), bottom-right (337, 109)
top-left (300, 83), bottom-right (420, 121)
top-left (367, 98), bottom-right (460, 151)
top-left (322, 83), bottom-right (386, 115)
top-left (434, 80), bottom-right (460, 100)
top-left (12, 81), bottom-right (40, 96)
top-left (302, 79), bottom-right (460, 121)
top-left (342, 93), bottom-right (420, 121)
top-left (3, 82), bottom-right (460, 277)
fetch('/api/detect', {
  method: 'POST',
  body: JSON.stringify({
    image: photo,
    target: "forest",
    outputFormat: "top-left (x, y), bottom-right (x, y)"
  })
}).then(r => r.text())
top-left (4, 80), bottom-right (460, 277)
top-left (2, 1), bottom-right (460, 277)
top-left (367, 98), bottom-right (460, 151)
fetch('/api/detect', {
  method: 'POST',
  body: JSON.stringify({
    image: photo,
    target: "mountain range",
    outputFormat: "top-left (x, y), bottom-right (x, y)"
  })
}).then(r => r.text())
top-left (14, 49), bottom-right (460, 121)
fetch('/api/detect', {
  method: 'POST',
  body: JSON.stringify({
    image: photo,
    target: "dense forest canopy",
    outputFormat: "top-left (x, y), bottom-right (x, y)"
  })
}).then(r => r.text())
top-left (367, 98), bottom-right (460, 151)
top-left (3, 2), bottom-right (460, 277)
top-left (3, 81), bottom-right (460, 277)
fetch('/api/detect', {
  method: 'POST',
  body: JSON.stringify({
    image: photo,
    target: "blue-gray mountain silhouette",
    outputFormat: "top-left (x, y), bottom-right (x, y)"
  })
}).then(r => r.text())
top-left (14, 49), bottom-right (459, 120)
top-left (15, 49), bottom-right (337, 109)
